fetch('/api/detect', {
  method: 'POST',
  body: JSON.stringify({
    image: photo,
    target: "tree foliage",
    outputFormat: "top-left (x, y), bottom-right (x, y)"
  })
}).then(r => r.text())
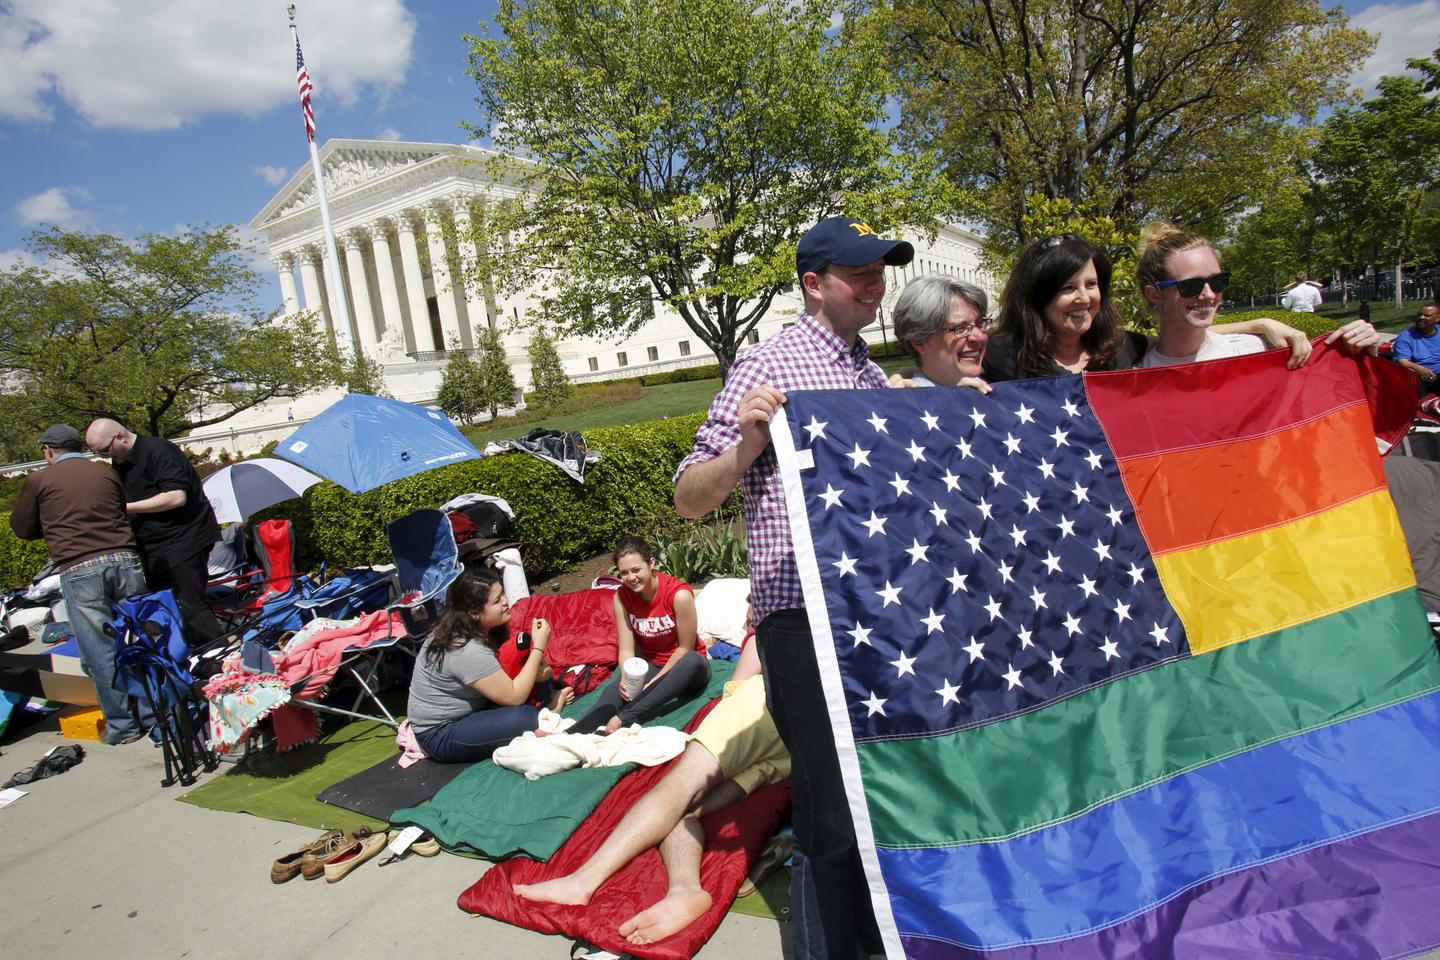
top-left (474, 326), bottom-right (519, 418)
top-left (873, 0), bottom-right (1372, 251)
top-left (1224, 57), bottom-right (1440, 304)
top-left (0, 225), bottom-right (333, 460)
top-left (465, 0), bottom-right (953, 376)
top-left (436, 340), bottom-right (488, 425)
top-left (527, 327), bottom-right (573, 410)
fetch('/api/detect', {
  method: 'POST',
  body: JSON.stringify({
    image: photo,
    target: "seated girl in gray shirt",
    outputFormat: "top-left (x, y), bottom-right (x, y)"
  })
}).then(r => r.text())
top-left (407, 570), bottom-right (570, 763)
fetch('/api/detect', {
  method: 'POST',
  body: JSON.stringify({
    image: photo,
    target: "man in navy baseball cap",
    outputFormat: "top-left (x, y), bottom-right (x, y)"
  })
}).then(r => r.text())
top-left (795, 215), bottom-right (914, 279)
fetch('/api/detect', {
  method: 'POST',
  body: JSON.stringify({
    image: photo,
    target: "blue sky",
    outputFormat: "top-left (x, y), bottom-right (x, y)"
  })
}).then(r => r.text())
top-left (1, 0), bottom-right (1435, 313)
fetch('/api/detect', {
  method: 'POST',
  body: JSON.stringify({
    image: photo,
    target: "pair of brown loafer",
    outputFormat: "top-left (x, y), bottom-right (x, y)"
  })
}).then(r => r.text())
top-left (270, 827), bottom-right (376, 883)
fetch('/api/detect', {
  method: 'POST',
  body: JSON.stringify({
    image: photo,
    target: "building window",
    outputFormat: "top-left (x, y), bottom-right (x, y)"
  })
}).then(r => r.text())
top-left (747, 329), bottom-right (760, 344)
top-left (679, 340), bottom-right (691, 357)
top-left (617, 351), bottom-right (628, 367)
top-left (588, 357), bottom-right (599, 372)
top-left (647, 345), bottom-right (659, 362)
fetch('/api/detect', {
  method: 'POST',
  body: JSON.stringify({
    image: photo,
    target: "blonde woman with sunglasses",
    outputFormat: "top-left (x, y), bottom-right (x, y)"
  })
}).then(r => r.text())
top-left (1136, 223), bottom-right (1378, 367)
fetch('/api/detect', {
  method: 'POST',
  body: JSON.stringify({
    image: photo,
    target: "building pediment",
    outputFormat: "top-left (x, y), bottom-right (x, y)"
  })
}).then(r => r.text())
top-left (250, 138), bottom-right (526, 232)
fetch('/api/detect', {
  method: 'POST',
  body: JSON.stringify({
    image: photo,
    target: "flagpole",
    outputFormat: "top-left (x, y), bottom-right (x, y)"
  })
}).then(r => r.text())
top-left (288, 5), bottom-right (357, 361)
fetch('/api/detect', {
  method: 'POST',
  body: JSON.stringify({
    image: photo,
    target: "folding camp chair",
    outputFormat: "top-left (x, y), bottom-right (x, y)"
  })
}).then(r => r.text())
top-left (386, 509), bottom-right (463, 637)
top-left (108, 590), bottom-right (218, 787)
top-left (206, 518), bottom-right (301, 632)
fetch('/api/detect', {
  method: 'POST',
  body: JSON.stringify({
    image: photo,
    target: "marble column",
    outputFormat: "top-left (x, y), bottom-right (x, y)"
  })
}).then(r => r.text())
top-left (368, 221), bottom-right (406, 353)
top-left (395, 214), bottom-right (435, 353)
top-left (297, 249), bottom-right (332, 336)
top-left (342, 231), bottom-right (379, 353)
top-left (274, 253), bottom-right (300, 316)
top-left (449, 195), bottom-right (490, 347)
top-left (423, 203), bottom-right (463, 351)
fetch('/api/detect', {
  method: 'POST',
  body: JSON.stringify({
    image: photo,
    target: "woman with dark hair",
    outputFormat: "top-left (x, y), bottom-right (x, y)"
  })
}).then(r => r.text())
top-left (406, 570), bottom-right (568, 763)
top-left (984, 233), bottom-right (1308, 382)
top-left (984, 234), bottom-right (1145, 381)
top-left (572, 536), bottom-right (711, 735)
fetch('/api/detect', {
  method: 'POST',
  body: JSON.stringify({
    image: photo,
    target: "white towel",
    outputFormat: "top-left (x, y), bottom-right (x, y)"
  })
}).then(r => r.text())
top-left (492, 724), bottom-right (690, 781)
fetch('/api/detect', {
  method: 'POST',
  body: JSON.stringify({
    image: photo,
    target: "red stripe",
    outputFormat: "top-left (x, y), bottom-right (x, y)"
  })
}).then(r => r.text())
top-left (1085, 340), bottom-right (1369, 461)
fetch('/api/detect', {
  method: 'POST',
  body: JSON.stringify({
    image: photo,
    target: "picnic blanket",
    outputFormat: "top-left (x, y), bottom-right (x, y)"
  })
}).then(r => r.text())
top-left (391, 659), bottom-right (733, 860)
top-left (460, 709), bottom-right (790, 960)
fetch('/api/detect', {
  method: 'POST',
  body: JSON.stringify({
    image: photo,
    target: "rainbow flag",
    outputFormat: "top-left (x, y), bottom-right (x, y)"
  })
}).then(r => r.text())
top-left (771, 343), bottom-right (1439, 958)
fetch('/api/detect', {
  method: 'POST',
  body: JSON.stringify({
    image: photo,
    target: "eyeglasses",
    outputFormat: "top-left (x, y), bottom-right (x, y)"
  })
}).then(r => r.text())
top-left (1154, 271), bottom-right (1230, 298)
top-left (940, 321), bottom-right (983, 338)
top-left (92, 434), bottom-right (119, 457)
top-left (1038, 233), bottom-right (1079, 251)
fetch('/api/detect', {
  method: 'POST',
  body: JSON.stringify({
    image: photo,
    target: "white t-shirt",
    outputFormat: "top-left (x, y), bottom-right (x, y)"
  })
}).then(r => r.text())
top-left (1281, 284), bottom-right (1323, 312)
top-left (1139, 332), bottom-right (1265, 368)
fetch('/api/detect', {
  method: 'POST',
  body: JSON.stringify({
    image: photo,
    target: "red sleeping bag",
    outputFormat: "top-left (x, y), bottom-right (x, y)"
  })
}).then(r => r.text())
top-left (501, 589), bottom-right (621, 693)
top-left (458, 697), bottom-right (791, 960)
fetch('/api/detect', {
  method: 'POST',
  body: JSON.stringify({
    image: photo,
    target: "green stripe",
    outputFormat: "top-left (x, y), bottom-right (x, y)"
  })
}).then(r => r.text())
top-left (860, 588), bottom-right (1440, 848)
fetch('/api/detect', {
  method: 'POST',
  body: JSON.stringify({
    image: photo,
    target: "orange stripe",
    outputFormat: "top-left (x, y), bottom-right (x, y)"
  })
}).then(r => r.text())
top-left (1116, 404), bottom-right (1386, 556)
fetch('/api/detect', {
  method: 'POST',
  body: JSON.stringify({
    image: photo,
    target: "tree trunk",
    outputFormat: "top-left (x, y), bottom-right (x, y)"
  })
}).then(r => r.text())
top-left (1395, 260), bottom-right (1404, 309)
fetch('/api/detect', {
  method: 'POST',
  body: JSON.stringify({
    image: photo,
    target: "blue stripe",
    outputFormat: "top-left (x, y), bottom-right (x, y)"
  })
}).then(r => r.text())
top-left (875, 689), bottom-right (1440, 949)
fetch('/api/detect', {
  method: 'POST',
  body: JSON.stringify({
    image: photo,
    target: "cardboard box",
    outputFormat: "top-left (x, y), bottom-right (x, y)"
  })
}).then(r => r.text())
top-left (59, 706), bottom-right (104, 741)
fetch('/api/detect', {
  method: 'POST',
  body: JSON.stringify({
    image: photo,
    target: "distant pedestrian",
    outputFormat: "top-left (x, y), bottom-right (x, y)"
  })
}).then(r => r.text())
top-left (8, 424), bottom-right (153, 744)
top-left (1280, 272), bottom-right (1324, 312)
top-left (84, 419), bottom-right (224, 646)
top-left (287, 407), bottom-right (295, 422)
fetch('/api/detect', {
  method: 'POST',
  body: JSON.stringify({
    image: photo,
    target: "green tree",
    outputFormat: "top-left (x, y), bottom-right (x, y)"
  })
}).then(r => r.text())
top-left (874, 0), bottom-right (1372, 248)
top-left (0, 225), bottom-right (332, 457)
top-left (474, 326), bottom-right (518, 419)
top-left (323, 342), bottom-right (390, 398)
top-left (435, 338), bottom-right (488, 424)
top-left (1312, 74), bottom-right (1440, 307)
top-left (1222, 176), bottom-right (1325, 303)
top-left (464, 0), bottom-right (953, 376)
top-left (527, 328), bottom-right (573, 410)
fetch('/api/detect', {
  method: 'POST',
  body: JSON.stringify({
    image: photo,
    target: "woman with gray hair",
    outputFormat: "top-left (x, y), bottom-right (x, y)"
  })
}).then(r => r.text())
top-left (891, 274), bottom-right (993, 392)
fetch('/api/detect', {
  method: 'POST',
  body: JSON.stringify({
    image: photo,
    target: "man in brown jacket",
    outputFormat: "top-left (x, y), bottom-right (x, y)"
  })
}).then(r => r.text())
top-left (9, 424), bottom-right (151, 744)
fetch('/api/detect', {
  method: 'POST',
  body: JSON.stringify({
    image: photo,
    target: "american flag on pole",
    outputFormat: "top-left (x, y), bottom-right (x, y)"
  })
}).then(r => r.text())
top-left (295, 36), bottom-right (315, 141)
top-left (770, 343), bottom-right (1440, 958)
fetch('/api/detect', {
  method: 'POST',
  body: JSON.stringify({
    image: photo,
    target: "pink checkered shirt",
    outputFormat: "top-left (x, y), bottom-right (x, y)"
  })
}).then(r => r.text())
top-left (675, 313), bottom-right (890, 623)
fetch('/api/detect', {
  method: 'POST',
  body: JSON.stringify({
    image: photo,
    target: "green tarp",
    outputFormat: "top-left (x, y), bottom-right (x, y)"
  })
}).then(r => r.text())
top-left (392, 659), bottom-right (734, 860)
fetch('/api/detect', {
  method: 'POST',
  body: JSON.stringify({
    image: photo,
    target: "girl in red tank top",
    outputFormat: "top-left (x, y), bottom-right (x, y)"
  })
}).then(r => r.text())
top-left (572, 536), bottom-right (712, 734)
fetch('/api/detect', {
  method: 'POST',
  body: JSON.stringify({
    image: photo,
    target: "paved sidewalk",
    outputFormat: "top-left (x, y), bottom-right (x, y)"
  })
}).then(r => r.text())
top-left (0, 723), bottom-right (789, 959)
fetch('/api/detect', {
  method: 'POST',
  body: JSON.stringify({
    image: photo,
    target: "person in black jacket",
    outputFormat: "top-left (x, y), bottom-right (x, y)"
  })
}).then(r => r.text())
top-left (84, 419), bottom-right (223, 646)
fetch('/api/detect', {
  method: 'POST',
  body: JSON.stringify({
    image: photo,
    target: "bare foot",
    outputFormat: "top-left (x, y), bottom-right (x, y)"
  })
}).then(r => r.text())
top-left (548, 686), bottom-right (575, 712)
top-left (618, 888), bottom-right (713, 944)
top-left (513, 874), bottom-right (598, 906)
top-left (603, 714), bottom-right (623, 736)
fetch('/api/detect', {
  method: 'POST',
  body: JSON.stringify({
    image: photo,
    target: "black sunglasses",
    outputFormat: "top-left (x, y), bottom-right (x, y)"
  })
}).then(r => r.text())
top-left (1154, 271), bottom-right (1230, 298)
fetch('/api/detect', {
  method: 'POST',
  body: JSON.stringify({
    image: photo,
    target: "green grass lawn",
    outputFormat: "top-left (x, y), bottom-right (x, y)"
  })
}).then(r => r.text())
top-left (460, 352), bottom-right (916, 444)
top-left (1313, 299), bottom-right (1427, 334)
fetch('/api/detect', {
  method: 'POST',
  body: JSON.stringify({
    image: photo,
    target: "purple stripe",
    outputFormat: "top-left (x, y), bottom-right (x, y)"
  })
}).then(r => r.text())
top-left (897, 811), bottom-right (1440, 960)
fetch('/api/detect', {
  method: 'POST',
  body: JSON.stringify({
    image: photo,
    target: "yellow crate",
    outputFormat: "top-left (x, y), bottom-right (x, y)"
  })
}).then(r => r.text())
top-left (58, 706), bottom-right (105, 742)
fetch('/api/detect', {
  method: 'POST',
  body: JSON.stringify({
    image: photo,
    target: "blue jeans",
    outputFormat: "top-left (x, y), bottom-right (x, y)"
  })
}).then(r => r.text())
top-left (414, 704), bottom-right (539, 764)
top-left (59, 553), bottom-right (153, 743)
top-left (757, 608), bottom-right (880, 959)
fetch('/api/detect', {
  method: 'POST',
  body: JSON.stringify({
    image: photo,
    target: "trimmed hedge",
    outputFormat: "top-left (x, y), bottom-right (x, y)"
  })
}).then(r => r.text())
top-left (0, 522), bottom-right (48, 593)
top-left (1217, 308), bottom-right (1342, 340)
top-left (0, 412), bottom-right (731, 591)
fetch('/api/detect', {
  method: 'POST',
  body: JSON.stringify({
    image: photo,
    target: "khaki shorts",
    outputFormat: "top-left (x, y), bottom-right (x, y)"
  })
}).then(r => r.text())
top-left (691, 673), bottom-right (790, 796)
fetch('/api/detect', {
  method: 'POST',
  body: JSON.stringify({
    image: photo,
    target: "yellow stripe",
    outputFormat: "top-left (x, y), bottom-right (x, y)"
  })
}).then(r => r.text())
top-left (1154, 491), bottom-right (1416, 654)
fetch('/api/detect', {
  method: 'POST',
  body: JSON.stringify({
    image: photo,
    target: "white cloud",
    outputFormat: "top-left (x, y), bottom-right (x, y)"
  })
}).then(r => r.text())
top-left (375, 127), bottom-right (403, 141)
top-left (0, 248), bottom-right (43, 270)
top-left (254, 164), bottom-right (289, 185)
top-left (231, 223), bottom-right (277, 275)
top-left (1349, 0), bottom-right (1440, 95)
top-left (0, 0), bottom-right (415, 130)
top-left (14, 186), bottom-right (91, 228)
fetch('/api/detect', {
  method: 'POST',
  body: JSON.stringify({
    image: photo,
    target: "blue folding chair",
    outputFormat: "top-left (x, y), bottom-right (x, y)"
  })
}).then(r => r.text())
top-left (386, 509), bottom-right (463, 636)
top-left (109, 590), bottom-right (218, 786)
